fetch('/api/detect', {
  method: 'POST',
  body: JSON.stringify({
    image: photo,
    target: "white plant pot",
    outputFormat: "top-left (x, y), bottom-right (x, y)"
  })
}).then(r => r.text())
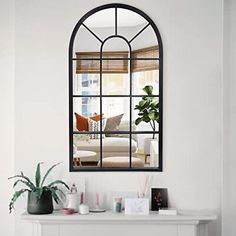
top-left (143, 137), bottom-right (155, 155)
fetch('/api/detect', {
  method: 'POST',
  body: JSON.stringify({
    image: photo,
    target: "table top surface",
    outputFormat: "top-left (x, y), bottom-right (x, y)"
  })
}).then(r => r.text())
top-left (21, 210), bottom-right (217, 224)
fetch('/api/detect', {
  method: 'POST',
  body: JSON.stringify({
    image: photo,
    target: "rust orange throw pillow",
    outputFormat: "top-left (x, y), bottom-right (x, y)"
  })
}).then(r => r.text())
top-left (74, 113), bottom-right (101, 131)
top-left (90, 114), bottom-right (101, 122)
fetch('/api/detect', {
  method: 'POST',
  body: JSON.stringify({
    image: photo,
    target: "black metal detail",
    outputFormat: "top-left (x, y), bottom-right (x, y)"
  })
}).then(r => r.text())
top-left (68, 3), bottom-right (163, 172)
top-left (115, 7), bottom-right (117, 35)
top-left (73, 131), bottom-right (159, 135)
top-left (72, 57), bottom-right (160, 61)
top-left (129, 23), bottom-right (150, 44)
top-left (82, 23), bottom-right (103, 43)
top-left (72, 95), bottom-right (159, 98)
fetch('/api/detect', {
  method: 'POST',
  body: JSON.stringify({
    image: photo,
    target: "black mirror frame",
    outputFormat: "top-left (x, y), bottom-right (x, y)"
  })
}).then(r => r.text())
top-left (69, 3), bottom-right (163, 172)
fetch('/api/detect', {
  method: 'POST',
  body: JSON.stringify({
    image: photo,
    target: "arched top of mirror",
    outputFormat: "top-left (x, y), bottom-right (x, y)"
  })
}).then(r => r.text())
top-left (71, 4), bottom-right (162, 57)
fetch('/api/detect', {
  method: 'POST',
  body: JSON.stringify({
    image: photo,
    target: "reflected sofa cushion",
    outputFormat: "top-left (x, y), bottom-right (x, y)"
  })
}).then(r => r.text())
top-left (88, 118), bottom-right (106, 139)
top-left (74, 113), bottom-right (102, 131)
top-left (98, 156), bottom-right (144, 168)
top-left (104, 114), bottom-right (123, 135)
top-left (75, 137), bottom-right (137, 152)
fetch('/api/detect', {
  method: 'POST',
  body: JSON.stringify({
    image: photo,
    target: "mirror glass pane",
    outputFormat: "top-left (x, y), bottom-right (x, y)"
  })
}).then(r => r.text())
top-left (73, 59), bottom-right (100, 96)
top-left (101, 134), bottom-right (131, 168)
top-left (73, 97), bottom-right (100, 120)
top-left (73, 134), bottom-right (101, 168)
top-left (130, 25), bottom-right (159, 51)
top-left (132, 96), bottom-right (159, 132)
top-left (132, 61), bottom-right (159, 95)
top-left (73, 25), bottom-right (101, 56)
top-left (117, 8), bottom-right (148, 41)
top-left (83, 8), bottom-right (115, 41)
top-left (132, 133), bottom-right (159, 168)
top-left (102, 97), bottom-right (130, 131)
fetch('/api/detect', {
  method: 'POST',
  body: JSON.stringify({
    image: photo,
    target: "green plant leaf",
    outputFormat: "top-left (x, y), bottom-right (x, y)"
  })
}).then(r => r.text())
top-left (47, 180), bottom-right (70, 190)
top-left (40, 162), bottom-right (62, 187)
top-left (135, 117), bottom-right (143, 126)
top-left (143, 85), bottom-right (153, 96)
top-left (35, 162), bottom-right (43, 188)
top-left (138, 100), bottom-right (147, 108)
top-left (13, 179), bottom-right (33, 190)
top-left (9, 189), bottom-right (29, 213)
top-left (8, 173), bottom-right (36, 190)
top-left (148, 110), bottom-right (159, 121)
top-left (50, 188), bottom-right (60, 204)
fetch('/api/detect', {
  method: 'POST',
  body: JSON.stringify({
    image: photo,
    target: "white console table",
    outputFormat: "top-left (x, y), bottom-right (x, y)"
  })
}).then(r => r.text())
top-left (21, 211), bottom-right (216, 236)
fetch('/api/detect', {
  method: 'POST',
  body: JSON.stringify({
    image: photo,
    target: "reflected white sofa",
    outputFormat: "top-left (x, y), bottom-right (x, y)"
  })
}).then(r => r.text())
top-left (75, 137), bottom-right (137, 162)
top-left (74, 121), bottom-right (138, 162)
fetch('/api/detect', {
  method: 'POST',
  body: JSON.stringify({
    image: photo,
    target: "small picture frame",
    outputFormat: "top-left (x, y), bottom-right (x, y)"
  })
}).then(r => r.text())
top-left (151, 188), bottom-right (168, 211)
top-left (125, 198), bottom-right (149, 215)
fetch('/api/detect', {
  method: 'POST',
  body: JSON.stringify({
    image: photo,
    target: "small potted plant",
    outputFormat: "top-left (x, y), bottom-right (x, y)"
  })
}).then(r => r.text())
top-left (9, 162), bottom-right (69, 214)
top-left (134, 85), bottom-right (159, 159)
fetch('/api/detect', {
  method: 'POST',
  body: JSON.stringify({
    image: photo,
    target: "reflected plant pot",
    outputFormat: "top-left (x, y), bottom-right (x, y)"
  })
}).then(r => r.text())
top-left (27, 190), bottom-right (53, 215)
top-left (143, 137), bottom-right (155, 155)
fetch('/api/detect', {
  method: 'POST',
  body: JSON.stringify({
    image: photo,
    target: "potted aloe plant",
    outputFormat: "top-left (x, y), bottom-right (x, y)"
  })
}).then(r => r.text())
top-left (8, 162), bottom-right (69, 214)
top-left (134, 85), bottom-right (159, 157)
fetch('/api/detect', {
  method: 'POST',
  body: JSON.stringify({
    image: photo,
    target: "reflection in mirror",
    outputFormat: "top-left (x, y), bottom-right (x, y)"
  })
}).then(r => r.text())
top-left (73, 134), bottom-right (102, 168)
top-left (132, 134), bottom-right (159, 168)
top-left (132, 96), bottom-right (159, 132)
top-left (100, 134), bottom-right (131, 168)
top-left (83, 8), bottom-right (115, 40)
top-left (73, 25), bottom-right (101, 56)
top-left (130, 26), bottom-right (158, 50)
top-left (73, 97), bottom-right (100, 119)
top-left (117, 8), bottom-right (148, 41)
top-left (69, 4), bottom-right (163, 171)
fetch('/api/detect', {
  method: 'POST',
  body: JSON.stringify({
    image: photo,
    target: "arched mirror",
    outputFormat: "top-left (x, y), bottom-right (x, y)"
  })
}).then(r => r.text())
top-left (69, 3), bottom-right (163, 171)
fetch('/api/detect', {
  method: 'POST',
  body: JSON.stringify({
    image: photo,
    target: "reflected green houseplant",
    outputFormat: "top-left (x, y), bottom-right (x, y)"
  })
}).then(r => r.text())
top-left (134, 85), bottom-right (159, 139)
top-left (8, 162), bottom-right (69, 214)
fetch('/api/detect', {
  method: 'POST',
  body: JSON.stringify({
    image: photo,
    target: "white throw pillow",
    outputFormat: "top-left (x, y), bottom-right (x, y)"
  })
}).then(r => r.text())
top-left (88, 118), bottom-right (106, 139)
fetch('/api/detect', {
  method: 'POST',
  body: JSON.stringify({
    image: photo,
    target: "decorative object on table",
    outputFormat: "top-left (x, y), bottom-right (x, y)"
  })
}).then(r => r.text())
top-left (112, 197), bottom-right (122, 213)
top-left (124, 198), bottom-right (149, 215)
top-left (134, 85), bottom-right (159, 162)
top-left (8, 162), bottom-right (69, 214)
top-left (79, 192), bottom-right (89, 215)
top-left (158, 208), bottom-right (177, 215)
top-left (124, 175), bottom-right (150, 215)
top-left (89, 192), bottom-right (106, 213)
top-left (62, 208), bottom-right (75, 215)
top-left (66, 184), bottom-right (79, 213)
top-left (138, 175), bottom-right (152, 198)
top-left (110, 191), bottom-right (137, 211)
top-left (151, 188), bottom-right (168, 211)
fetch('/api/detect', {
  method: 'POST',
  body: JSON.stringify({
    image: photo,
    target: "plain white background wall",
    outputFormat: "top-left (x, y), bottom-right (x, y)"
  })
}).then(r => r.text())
top-left (0, 0), bottom-right (225, 235)
top-left (223, 0), bottom-right (236, 235)
top-left (0, 0), bottom-right (15, 235)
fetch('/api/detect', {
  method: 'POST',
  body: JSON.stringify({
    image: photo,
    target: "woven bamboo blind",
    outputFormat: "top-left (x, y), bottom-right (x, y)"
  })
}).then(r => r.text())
top-left (76, 51), bottom-right (128, 74)
top-left (75, 46), bottom-right (159, 74)
top-left (131, 45), bottom-right (159, 72)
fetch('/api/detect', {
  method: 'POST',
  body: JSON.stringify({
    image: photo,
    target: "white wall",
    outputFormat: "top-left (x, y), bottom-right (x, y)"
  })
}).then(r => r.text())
top-left (223, 0), bottom-right (236, 235)
top-left (13, 0), bottom-right (223, 236)
top-left (0, 0), bottom-right (15, 235)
